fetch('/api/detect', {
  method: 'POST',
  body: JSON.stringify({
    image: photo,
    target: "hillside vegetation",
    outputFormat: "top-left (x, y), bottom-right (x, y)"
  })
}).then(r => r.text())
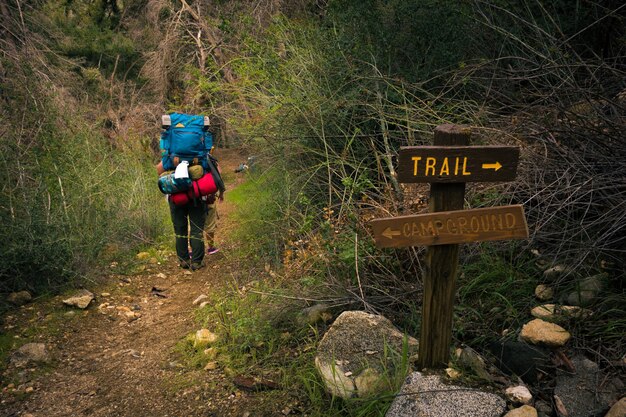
top-left (1, 0), bottom-right (625, 414)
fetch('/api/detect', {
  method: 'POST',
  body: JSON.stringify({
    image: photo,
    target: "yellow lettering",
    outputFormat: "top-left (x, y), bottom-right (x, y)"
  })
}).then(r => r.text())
top-left (454, 157), bottom-right (460, 175)
top-left (403, 223), bottom-right (411, 237)
top-left (446, 219), bottom-right (458, 234)
top-left (412, 157), bottom-right (422, 176)
top-left (434, 220), bottom-right (444, 235)
top-left (421, 221), bottom-right (436, 236)
top-left (412, 222), bottom-right (420, 236)
top-left (425, 157), bottom-right (437, 176)
top-left (480, 215), bottom-right (490, 231)
top-left (491, 214), bottom-right (503, 230)
top-left (440, 157), bottom-right (450, 176)
top-left (470, 216), bottom-right (480, 233)
top-left (462, 157), bottom-right (472, 176)
top-left (458, 217), bottom-right (469, 233)
top-left (505, 213), bottom-right (516, 228)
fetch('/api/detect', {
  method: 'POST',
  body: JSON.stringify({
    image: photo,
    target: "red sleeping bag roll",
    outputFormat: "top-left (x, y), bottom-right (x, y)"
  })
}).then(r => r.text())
top-left (170, 173), bottom-right (218, 206)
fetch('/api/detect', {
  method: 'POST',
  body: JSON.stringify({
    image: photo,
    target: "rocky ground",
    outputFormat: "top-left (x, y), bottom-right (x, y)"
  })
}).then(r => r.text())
top-left (0, 149), bottom-right (296, 417)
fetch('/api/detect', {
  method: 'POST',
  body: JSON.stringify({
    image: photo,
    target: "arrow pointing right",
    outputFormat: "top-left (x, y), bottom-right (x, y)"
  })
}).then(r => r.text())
top-left (382, 227), bottom-right (402, 239)
top-left (482, 162), bottom-right (502, 171)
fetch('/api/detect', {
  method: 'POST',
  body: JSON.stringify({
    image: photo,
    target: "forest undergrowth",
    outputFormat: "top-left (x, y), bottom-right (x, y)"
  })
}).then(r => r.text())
top-left (1, 0), bottom-right (625, 415)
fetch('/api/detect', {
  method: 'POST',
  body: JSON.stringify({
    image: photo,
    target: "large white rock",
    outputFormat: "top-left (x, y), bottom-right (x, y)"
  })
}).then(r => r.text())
top-left (386, 372), bottom-right (506, 417)
top-left (520, 319), bottom-right (571, 347)
top-left (315, 311), bottom-right (418, 398)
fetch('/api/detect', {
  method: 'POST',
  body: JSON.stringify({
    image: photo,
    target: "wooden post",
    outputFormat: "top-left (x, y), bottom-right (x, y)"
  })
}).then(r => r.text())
top-left (418, 124), bottom-right (470, 369)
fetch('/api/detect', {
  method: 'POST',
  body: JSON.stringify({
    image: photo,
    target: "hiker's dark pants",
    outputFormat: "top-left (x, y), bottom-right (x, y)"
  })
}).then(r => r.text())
top-left (169, 200), bottom-right (206, 264)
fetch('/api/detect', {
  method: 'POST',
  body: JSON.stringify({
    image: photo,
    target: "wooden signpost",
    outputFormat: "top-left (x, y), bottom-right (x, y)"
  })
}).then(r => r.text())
top-left (370, 205), bottom-right (528, 248)
top-left (397, 146), bottom-right (520, 183)
top-left (371, 124), bottom-right (529, 370)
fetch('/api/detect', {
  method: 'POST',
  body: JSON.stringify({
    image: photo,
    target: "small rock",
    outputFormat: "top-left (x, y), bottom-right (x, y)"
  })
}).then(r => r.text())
top-left (504, 405), bottom-right (538, 417)
top-left (10, 343), bottom-right (50, 367)
top-left (204, 361), bottom-right (218, 371)
top-left (531, 304), bottom-right (591, 321)
top-left (203, 347), bottom-right (218, 360)
top-left (446, 367), bottom-right (461, 379)
top-left (194, 329), bottom-right (218, 348)
top-left (62, 289), bottom-right (94, 309)
top-left (534, 285), bottom-right (553, 301)
top-left (24, 386), bottom-right (34, 393)
top-left (459, 347), bottom-right (492, 381)
top-left (505, 385), bottom-right (533, 405)
top-left (149, 257), bottom-right (159, 264)
top-left (64, 311), bottom-right (76, 318)
top-left (543, 265), bottom-right (568, 280)
top-left (566, 273), bottom-right (608, 306)
top-left (193, 294), bottom-right (208, 305)
top-left (199, 301), bottom-right (209, 308)
top-left (605, 397), bottom-right (626, 417)
top-left (7, 291), bottom-right (32, 306)
top-left (156, 273), bottom-right (167, 279)
top-left (136, 251), bottom-right (150, 260)
top-left (125, 311), bottom-right (140, 322)
top-left (101, 292), bottom-right (111, 297)
top-left (300, 304), bottom-right (332, 325)
top-left (520, 319), bottom-right (571, 347)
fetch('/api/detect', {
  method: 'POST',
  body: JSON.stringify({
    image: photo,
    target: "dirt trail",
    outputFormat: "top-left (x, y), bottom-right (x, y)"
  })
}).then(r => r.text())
top-left (1, 148), bottom-right (271, 417)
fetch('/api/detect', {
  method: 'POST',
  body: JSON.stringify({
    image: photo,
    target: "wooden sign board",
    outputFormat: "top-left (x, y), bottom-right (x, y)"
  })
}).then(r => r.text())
top-left (397, 146), bottom-right (520, 183)
top-left (371, 205), bottom-right (528, 248)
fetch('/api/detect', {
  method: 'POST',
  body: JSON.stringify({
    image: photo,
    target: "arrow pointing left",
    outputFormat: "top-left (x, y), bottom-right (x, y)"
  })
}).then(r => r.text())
top-left (382, 227), bottom-right (402, 239)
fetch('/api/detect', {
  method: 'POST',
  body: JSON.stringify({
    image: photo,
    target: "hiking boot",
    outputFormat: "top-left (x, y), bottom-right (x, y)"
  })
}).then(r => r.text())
top-left (179, 260), bottom-right (190, 269)
top-left (190, 262), bottom-right (204, 271)
top-left (206, 247), bottom-right (219, 255)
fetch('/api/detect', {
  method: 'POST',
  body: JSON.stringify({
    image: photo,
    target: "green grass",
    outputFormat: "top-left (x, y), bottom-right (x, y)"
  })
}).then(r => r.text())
top-left (455, 243), bottom-right (539, 346)
top-left (226, 167), bottom-right (287, 265)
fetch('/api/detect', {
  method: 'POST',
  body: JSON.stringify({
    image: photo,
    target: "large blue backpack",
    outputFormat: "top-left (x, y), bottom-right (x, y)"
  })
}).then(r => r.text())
top-left (160, 113), bottom-right (213, 171)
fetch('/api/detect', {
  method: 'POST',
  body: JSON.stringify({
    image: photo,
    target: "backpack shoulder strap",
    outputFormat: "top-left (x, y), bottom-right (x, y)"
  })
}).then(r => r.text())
top-left (206, 155), bottom-right (226, 195)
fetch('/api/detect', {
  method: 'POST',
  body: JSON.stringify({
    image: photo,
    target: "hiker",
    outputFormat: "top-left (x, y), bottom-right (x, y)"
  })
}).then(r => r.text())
top-left (204, 147), bottom-right (223, 255)
top-left (156, 161), bottom-right (207, 270)
top-left (156, 113), bottom-right (226, 270)
top-left (203, 193), bottom-right (221, 255)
